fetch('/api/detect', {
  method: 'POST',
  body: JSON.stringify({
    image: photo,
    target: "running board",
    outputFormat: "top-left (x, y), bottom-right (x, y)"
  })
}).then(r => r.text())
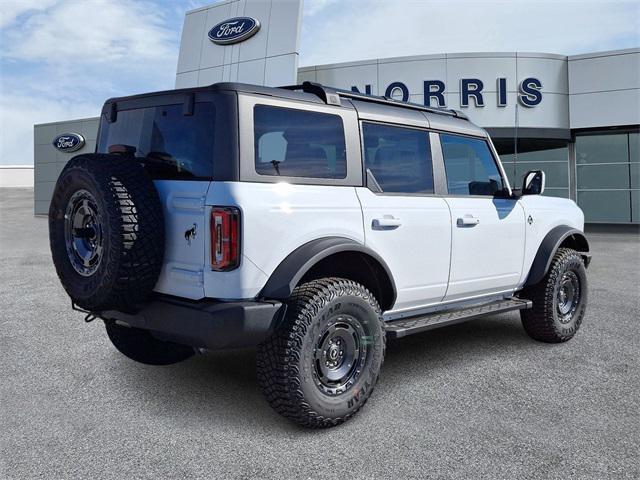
top-left (385, 298), bottom-right (532, 339)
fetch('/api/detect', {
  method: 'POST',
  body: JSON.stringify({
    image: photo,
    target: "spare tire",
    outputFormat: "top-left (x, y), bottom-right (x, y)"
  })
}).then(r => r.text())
top-left (49, 154), bottom-right (164, 312)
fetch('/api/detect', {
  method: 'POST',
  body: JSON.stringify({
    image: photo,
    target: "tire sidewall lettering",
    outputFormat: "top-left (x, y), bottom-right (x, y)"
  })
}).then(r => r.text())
top-left (298, 289), bottom-right (384, 416)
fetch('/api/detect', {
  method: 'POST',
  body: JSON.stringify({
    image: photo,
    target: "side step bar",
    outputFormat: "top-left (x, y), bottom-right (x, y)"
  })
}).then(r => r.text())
top-left (385, 298), bottom-right (532, 339)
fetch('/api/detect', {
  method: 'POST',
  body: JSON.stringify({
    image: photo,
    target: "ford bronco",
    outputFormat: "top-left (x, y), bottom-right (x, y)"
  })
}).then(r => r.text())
top-left (49, 82), bottom-right (590, 428)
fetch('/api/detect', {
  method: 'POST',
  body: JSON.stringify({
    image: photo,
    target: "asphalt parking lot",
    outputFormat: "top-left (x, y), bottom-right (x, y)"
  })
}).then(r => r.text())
top-left (1, 187), bottom-right (638, 479)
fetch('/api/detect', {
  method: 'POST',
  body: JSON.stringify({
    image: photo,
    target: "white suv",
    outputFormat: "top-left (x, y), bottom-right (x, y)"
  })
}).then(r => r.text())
top-left (49, 82), bottom-right (591, 428)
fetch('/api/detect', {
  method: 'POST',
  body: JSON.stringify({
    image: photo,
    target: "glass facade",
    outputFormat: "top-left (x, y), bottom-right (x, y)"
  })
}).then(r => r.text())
top-left (576, 131), bottom-right (639, 223)
top-left (494, 138), bottom-right (570, 198)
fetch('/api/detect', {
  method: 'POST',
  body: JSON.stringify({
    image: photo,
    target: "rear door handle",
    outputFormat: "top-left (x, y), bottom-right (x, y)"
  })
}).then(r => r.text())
top-left (372, 217), bottom-right (402, 229)
top-left (457, 215), bottom-right (480, 227)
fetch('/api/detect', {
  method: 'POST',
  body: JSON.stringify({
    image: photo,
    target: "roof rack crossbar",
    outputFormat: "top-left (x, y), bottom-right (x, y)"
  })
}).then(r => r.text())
top-left (279, 81), bottom-right (467, 120)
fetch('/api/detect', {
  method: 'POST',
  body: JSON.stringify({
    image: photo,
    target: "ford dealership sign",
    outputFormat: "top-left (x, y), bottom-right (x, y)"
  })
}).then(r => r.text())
top-left (352, 77), bottom-right (543, 108)
top-left (208, 17), bottom-right (260, 45)
top-left (52, 133), bottom-right (85, 153)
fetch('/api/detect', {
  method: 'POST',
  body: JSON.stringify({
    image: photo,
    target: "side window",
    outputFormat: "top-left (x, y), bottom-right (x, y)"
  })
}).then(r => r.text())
top-left (440, 134), bottom-right (504, 195)
top-left (362, 122), bottom-right (434, 194)
top-left (253, 105), bottom-right (347, 179)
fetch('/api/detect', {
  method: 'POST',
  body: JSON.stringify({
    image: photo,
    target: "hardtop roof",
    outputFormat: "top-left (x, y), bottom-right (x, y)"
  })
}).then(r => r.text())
top-left (102, 82), bottom-right (485, 136)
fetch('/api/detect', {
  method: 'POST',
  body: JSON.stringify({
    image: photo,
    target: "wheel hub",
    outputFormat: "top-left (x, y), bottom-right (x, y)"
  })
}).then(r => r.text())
top-left (325, 337), bottom-right (348, 369)
top-left (556, 271), bottom-right (580, 323)
top-left (313, 316), bottom-right (368, 396)
top-left (64, 189), bottom-right (104, 277)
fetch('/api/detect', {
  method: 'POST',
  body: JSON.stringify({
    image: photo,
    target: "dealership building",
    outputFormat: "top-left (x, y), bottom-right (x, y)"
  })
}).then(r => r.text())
top-left (34, 0), bottom-right (639, 224)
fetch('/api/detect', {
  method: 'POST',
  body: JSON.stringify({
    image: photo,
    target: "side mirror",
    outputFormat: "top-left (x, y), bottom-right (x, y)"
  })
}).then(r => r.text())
top-left (522, 170), bottom-right (545, 195)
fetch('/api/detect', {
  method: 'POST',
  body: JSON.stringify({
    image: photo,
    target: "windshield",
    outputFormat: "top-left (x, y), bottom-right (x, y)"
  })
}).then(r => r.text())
top-left (97, 102), bottom-right (216, 180)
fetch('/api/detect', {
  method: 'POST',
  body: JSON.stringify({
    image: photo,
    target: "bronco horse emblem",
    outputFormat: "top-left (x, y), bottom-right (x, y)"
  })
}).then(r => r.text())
top-left (184, 224), bottom-right (197, 246)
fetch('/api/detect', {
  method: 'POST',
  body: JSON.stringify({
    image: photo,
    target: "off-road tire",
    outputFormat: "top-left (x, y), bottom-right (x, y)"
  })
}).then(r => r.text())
top-left (520, 248), bottom-right (588, 343)
top-left (49, 154), bottom-right (164, 312)
top-left (257, 278), bottom-right (385, 428)
top-left (105, 321), bottom-right (194, 365)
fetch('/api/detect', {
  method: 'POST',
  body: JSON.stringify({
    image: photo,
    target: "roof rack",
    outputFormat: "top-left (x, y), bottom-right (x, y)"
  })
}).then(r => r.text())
top-left (279, 81), bottom-right (468, 120)
top-left (280, 82), bottom-right (342, 106)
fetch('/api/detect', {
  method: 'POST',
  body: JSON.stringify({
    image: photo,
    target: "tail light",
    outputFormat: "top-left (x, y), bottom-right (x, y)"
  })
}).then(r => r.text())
top-left (210, 207), bottom-right (240, 271)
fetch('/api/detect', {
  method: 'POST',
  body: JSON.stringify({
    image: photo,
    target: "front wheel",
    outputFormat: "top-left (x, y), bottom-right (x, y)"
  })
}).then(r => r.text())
top-left (257, 278), bottom-right (386, 428)
top-left (520, 248), bottom-right (588, 343)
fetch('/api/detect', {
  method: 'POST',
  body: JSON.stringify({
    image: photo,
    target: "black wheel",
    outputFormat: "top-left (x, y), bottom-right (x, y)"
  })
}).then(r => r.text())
top-left (520, 248), bottom-right (588, 343)
top-left (49, 154), bottom-right (164, 312)
top-left (105, 321), bottom-right (194, 365)
top-left (257, 278), bottom-right (385, 428)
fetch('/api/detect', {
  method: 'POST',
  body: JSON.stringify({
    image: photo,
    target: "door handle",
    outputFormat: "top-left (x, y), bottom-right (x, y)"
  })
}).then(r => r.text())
top-left (457, 215), bottom-right (480, 227)
top-left (372, 217), bottom-right (402, 229)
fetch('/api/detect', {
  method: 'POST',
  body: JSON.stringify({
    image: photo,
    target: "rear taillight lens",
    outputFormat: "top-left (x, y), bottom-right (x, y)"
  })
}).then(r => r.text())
top-left (210, 207), bottom-right (240, 271)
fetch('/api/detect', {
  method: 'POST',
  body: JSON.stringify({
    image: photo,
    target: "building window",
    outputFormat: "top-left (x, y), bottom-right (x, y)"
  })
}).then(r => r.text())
top-left (253, 105), bottom-right (347, 179)
top-left (494, 138), bottom-right (570, 199)
top-left (576, 131), bottom-right (639, 223)
top-left (362, 122), bottom-right (434, 194)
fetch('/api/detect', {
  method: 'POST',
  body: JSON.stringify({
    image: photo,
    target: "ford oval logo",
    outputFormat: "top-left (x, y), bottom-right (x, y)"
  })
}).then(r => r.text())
top-left (52, 133), bottom-right (85, 153)
top-left (208, 17), bottom-right (260, 45)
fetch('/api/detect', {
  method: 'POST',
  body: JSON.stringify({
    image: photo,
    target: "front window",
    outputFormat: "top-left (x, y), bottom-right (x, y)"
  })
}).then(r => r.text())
top-left (440, 134), bottom-right (504, 196)
top-left (253, 105), bottom-right (347, 179)
top-left (97, 102), bottom-right (216, 179)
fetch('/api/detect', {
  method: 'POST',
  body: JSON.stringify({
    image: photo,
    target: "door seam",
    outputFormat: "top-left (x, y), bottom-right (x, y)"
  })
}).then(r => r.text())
top-left (441, 197), bottom-right (454, 301)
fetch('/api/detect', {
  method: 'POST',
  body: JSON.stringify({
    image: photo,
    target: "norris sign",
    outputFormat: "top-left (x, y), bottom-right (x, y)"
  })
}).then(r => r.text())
top-left (351, 77), bottom-right (543, 108)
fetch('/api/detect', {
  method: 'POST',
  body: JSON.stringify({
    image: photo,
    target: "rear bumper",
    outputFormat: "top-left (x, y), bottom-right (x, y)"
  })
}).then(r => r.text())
top-left (101, 295), bottom-right (284, 350)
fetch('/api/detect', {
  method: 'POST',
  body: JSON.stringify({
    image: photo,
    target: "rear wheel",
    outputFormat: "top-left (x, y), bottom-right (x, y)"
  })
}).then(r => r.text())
top-left (257, 278), bottom-right (385, 428)
top-left (105, 321), bottom-right (194, 366)
top-left (520, 248), bottom-right (588, 343)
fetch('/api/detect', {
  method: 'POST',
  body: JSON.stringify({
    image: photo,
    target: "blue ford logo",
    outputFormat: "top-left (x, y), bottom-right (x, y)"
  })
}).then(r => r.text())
top-left (208, 17), bottom-right (260, 45)
top-left (52, 133), bottom-right (85, 153)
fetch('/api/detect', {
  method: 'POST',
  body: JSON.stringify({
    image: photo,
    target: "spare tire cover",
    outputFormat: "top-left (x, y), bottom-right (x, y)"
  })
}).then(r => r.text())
top-left (49, 154), bottom-right (164, 312)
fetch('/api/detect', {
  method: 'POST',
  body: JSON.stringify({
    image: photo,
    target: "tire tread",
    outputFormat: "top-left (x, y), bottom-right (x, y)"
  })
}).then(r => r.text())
top-left (49, 154), bottom-right (164, 312)
top-left (257, 277), bottom-right (385, 428)
top-left (520, 248), bottom-right (587, 343)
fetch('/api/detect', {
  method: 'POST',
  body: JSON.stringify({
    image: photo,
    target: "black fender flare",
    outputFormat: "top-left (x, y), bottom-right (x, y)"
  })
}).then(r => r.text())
top-left (524, 225), bottom-right (590, 287)
top-left (260, 236), bottom-right (397, 307)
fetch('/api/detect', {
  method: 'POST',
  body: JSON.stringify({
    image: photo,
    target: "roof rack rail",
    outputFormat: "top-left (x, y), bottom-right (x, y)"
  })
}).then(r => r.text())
top-left (280, 82), bottom-right (342, 106)
top-left (337, 88), bottom-right (468, 120)
top-left (279, 81), bottom-right (468, 120)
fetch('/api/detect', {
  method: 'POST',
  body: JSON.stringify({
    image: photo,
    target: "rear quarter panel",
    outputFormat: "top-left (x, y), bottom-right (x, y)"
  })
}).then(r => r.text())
top-left (204, 181), bottom-right (364, 299)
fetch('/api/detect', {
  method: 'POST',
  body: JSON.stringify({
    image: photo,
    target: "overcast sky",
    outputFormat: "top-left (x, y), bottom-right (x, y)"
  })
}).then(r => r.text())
top-left (1, 0), bottom-right (638, 165)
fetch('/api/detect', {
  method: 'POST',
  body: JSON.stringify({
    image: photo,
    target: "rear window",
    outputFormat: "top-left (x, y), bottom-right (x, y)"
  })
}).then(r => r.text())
top-left (97, 102), bottom-right (216, 179)
top-left (253, 105), bottom-right (347, 179)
